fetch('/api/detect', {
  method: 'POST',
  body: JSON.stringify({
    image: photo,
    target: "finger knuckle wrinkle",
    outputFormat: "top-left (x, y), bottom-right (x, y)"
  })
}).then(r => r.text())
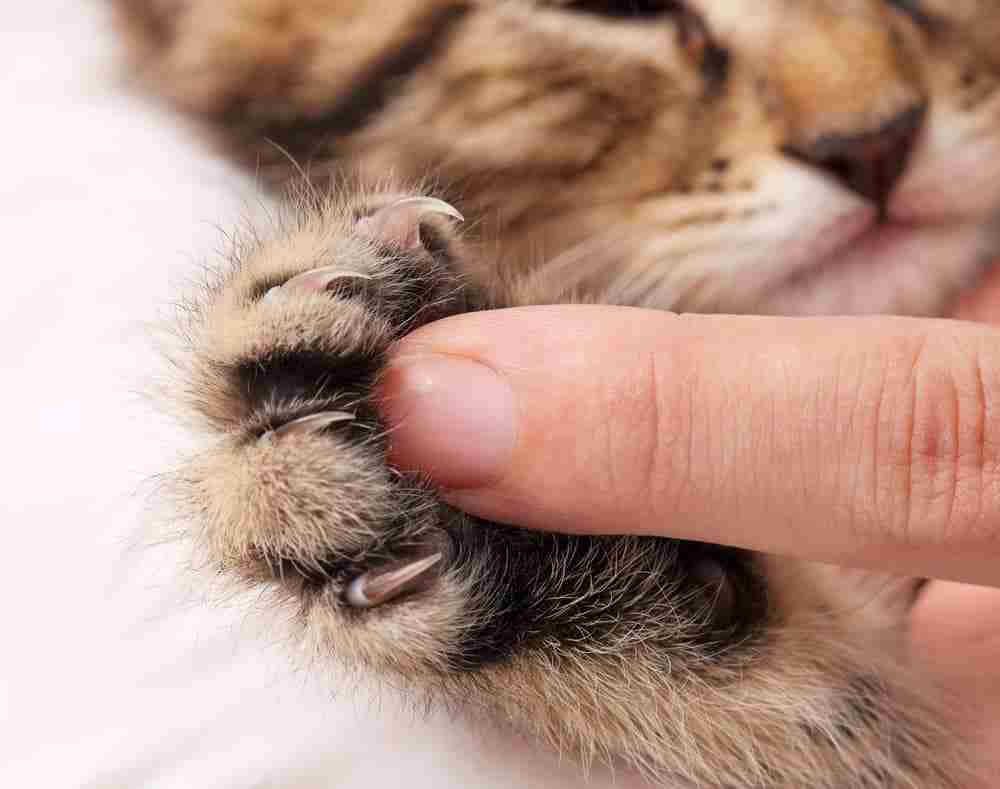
top-left (639, 350), bottom-right (698, 512)
top-left (902, 340), bottom-right (999, 547)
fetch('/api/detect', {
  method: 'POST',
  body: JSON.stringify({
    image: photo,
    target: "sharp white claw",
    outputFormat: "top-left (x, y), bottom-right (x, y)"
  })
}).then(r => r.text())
top-left (344, 552), bottom-right (443, 609)
top-left (359, 196), bottom-right (464, 250)
top-left (258, 411), bottom-right (356, 446)
top-left (282, 267), bottom-right (374, 294)
top-left (383, 196), bottom-right (465, 224)
top-left (262, 286), bottom-right (286, 304)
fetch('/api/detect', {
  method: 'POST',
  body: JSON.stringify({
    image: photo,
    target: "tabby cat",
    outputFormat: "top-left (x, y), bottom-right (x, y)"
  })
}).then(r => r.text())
top-left (110, 1), bottom-right (1000, 786)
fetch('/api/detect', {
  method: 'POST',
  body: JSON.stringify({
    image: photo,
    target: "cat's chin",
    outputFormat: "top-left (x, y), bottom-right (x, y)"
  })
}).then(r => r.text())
top-left (756, 217), bottom-right (994, 317)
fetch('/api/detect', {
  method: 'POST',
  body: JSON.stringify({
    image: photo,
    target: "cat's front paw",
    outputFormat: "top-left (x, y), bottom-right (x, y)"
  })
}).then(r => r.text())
top-left (172, 191), bottom-right (481, 675)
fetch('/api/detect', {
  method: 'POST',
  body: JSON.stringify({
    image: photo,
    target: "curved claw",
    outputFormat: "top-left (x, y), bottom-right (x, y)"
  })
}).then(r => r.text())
top-left (359, 196), bottom-right (464, 250)
top-left (259, 411), bottom-right (356, 446)
top-left (261, 286), bottom-right (286, 304)
top-left (344, 553), bottom-right (443, 609)
top-left (384, 196), bottom-right (464, 224)
top-left (282, 267), bottom-right (374, 294)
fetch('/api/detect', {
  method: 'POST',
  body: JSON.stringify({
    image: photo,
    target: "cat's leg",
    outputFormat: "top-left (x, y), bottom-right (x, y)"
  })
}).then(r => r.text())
top-left (108, 0), bottom-right (468, 181)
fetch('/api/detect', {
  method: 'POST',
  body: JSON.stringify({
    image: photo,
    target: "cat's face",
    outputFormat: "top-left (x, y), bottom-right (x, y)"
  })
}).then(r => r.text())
top-left (347, 0), bottom-right (1000, 316)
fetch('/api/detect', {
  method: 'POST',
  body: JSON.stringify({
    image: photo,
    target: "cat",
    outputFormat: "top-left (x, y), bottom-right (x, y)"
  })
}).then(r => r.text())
top-left (110, 1), bottom-right (1000, 786)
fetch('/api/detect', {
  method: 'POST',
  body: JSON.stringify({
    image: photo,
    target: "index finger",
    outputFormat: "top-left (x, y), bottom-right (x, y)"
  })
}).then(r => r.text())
top-left (382, 306), bottom-right (1000, 586)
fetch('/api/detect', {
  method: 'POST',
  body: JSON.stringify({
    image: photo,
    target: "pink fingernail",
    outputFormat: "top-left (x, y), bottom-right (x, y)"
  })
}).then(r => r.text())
top-left (381, 356), bottom-right (515, 489)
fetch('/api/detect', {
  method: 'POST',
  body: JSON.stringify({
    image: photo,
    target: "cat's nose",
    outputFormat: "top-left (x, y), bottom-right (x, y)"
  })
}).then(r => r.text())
top-left (784, 105), bottom-right (926, 213)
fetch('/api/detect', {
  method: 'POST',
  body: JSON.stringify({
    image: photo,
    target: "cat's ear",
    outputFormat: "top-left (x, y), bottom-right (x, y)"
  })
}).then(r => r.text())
top-left (358, 196), bottom-right (464, 250)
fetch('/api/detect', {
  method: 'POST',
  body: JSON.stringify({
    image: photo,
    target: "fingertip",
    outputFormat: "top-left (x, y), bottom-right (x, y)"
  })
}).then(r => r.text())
top-left (380, 355), bottom-right (516, 490)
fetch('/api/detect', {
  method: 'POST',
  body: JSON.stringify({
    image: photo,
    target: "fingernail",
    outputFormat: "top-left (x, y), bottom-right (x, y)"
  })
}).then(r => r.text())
top-left (380, 356), bottom-right (515, 489)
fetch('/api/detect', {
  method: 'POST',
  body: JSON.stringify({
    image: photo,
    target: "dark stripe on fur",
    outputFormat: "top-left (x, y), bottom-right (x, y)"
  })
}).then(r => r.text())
top-left (258, 3), bottom-right (471, 160)
top-left (443, 513), bottom-right (769, 670)
top-left (237, 350), bottom-right (382, 414)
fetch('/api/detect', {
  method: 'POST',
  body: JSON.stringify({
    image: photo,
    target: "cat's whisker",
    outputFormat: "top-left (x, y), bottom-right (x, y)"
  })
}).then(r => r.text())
top-left (637, 194), bottom-right (775, 227)
top-left (641, 244), bottom-right (775, 309)
top-left (599, 221), bottom-right (766, 306)
top-left (515, 234), bottom-right (632, 302)
top-left (676, 261), bottom-right (768, 311)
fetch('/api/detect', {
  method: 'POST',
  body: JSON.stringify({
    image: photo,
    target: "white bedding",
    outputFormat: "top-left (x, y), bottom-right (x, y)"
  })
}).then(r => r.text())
top-left (0, 3), bottom-right (649, 786)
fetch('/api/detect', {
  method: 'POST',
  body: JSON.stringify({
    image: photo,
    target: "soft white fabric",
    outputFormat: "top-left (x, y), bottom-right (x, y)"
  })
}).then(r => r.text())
top-left (0, 3), bottom-right (651, 787)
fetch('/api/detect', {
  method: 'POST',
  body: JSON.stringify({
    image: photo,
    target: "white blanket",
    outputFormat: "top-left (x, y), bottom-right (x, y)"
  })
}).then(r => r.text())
top-left (0, 2), bottom-right (650, 787)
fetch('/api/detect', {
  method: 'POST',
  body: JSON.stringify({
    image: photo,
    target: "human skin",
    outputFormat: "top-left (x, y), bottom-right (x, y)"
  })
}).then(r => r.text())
top-left (380, 280), bottom-right (1000, 784)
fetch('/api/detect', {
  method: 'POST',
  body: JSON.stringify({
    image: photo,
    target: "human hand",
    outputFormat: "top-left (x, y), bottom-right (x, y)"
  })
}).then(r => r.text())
top-left (380, 304), bottom-right (1000, 782)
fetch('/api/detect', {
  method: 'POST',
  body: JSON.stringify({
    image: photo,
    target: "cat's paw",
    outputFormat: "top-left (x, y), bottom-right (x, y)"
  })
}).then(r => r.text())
top-left (166, 187), bottom-right (967, 789)
top-left (166, 186), bottom-right (752, 699)
top-left (171, 190), bottom-right (486, 675)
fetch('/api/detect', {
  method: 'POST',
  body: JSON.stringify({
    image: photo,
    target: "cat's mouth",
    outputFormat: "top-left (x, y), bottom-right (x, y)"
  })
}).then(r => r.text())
top-left (815, 217), bottom-right (938, 276)
top-left (761, 207), bottom-right (992, 316)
